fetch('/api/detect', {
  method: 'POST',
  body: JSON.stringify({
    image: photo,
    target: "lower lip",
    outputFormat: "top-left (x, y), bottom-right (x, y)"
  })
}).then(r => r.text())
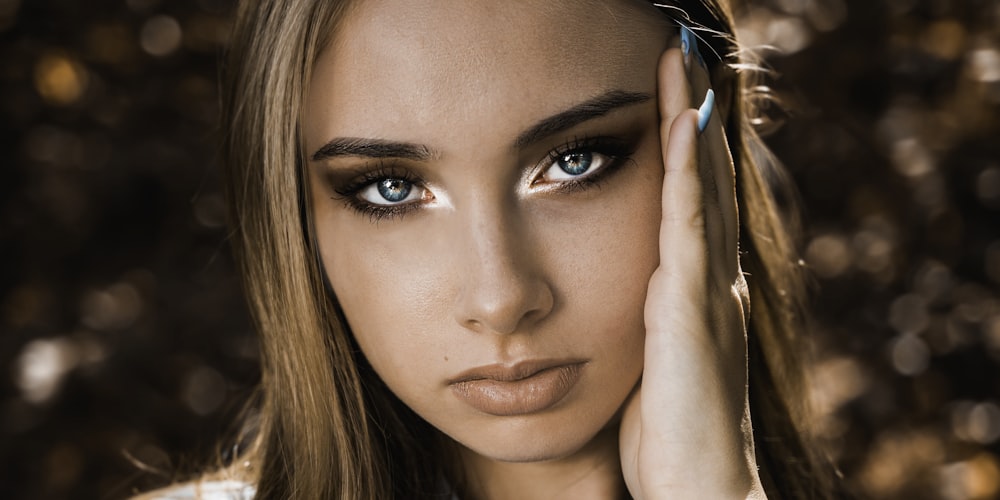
top-left (450, 363), bottom-right (584, 416)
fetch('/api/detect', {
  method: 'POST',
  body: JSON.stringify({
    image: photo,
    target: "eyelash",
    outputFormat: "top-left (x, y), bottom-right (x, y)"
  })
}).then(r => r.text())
top-left (538, 136), bottom-right (636, 193)
top-left (330, 136), bottom-right (637, 222)
top-left (331, 163), bottom-right (423, 222)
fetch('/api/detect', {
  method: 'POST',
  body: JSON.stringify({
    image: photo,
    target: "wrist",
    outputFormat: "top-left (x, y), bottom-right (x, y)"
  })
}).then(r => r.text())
top-left (639, 411), bottom-right (766, 500)
top-left (639, 470), bottom-right (766, 500)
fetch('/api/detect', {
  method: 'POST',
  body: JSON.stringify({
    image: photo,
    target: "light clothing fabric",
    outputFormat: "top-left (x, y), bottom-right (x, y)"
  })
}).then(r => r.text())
top-left (144, 480), bottom-right (256, 500)
top-left (141, 478), bottom-right (461, 499)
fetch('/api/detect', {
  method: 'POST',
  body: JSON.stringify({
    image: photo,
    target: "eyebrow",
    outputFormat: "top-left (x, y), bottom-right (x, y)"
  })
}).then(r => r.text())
top-left (309, 89), bottom-right (652, 162)
top-left (310, 137), bottom-right (432, 162)
top-left (513, 89), bottom-right (652, 148)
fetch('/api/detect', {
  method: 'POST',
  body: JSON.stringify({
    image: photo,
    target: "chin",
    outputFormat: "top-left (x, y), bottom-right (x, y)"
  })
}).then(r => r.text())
top-left (484, 442), bottom-right (582, 463)
top-left (452, 412), bottom-right (615, 463)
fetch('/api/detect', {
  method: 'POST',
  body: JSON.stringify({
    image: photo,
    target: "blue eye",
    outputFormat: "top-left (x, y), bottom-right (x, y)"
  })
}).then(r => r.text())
top-left (358, 178), bottom-right (423, 205)
top-left (558, 152), bottom-right (593, 176)
top-left (377, 179), bottom-right (411, 201)
top-left (543, 150), bottom-right (612, 182)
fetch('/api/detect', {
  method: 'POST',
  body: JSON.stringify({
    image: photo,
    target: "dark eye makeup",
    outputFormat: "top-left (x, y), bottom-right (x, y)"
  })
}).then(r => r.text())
top-left (535, 135), bottom-right (637, 194)
top-left (326, 134), bottom-right (641, 223)
top-left (329, 164), bottom-right (426, 222)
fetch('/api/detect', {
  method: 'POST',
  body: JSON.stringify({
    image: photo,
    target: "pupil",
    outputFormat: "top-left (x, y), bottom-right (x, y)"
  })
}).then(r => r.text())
top-left (559, 152), bottom-right (592, 175)
top-left (377, 179), bottom-right (411, 202)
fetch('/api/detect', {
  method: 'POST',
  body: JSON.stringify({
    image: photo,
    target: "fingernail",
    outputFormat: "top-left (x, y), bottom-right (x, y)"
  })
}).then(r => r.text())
top-left (684, 26), bottom-right (707, 69)
top-left (680, 24), bottom-right (693, 58)
top-left (697, 89), bottom-right (714, 133)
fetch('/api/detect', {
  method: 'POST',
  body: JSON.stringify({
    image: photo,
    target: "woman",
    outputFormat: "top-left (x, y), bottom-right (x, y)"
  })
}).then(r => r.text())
top-left (145, 0), bottom-right (841, 498)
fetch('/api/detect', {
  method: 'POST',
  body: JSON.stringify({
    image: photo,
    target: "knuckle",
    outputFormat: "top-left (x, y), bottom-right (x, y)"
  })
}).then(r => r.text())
top-left (686, 209), bottom-right (706, 233)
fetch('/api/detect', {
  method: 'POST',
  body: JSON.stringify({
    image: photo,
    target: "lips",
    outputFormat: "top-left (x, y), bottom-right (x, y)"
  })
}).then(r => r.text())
top-left (448, 359), bottom-right (586, 416)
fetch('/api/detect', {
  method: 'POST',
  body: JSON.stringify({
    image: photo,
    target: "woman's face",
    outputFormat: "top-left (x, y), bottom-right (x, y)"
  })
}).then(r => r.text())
top-left (304, 0), bottom-right (672, 462)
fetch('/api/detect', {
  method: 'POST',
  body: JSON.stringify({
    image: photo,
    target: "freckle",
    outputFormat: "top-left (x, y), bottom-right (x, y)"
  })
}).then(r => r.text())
top-left (444, 356), bottom-right (449, 362)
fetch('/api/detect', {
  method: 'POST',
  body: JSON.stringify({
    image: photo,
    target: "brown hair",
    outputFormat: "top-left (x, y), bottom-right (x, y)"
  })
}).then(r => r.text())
top-left (219, 0), bottom-right (840, 498)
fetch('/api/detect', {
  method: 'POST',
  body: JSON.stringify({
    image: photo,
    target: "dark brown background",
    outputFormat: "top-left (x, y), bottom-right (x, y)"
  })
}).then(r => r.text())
top-left (1, 0), bottom-right (998, 498)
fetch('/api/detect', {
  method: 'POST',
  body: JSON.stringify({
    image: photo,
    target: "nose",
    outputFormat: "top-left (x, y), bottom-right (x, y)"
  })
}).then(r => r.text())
top-left (452, 208), bottom-right (554, 335)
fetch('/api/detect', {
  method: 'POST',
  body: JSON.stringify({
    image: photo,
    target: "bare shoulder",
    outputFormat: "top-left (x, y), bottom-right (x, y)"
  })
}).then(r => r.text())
top-left (131, 479), bottom-right (257, 500)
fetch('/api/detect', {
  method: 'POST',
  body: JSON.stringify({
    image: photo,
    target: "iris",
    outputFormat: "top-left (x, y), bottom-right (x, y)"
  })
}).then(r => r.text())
top-left (377, 179), bottom-right (412, 203)
top-left (558, 152), bottom-right (593, 176)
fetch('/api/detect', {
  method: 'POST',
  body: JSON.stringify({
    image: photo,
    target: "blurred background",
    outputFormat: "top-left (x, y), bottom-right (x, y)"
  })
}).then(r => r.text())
top-left (0, 0), bottom-right (998, 498)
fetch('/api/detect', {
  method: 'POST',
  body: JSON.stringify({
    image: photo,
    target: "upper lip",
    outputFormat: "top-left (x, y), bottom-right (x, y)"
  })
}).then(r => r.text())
top-left (448, 358), bottom-right (586, 384)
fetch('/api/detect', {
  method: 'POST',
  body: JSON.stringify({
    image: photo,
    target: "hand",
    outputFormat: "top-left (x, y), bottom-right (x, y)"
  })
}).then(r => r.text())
top-left (618, 32), bottom-right (766, 500)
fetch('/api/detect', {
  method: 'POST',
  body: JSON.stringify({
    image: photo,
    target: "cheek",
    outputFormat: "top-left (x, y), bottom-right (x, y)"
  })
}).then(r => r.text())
top-left (549, 155), bottom-right (664, 321)
top-left (323, 234), bottom-right (454, 370)
top-left (525, 153), bottom-right (662, 383)
top-left (311, 201), bottom-right (449, 374)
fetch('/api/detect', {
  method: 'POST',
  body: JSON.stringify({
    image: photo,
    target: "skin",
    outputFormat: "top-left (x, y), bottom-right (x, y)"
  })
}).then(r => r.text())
top-left (303, 1), bottom-right (764, 498)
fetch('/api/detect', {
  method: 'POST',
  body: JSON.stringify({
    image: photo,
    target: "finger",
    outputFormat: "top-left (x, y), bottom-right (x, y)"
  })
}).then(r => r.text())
top-left (656, 46), bottom-right (701, 288)
top-left (657, 47), bottom-right (689, 134)
top-left (681, 25), bottom-right (727, 289)
top-left (648, 95), bottom-right (706, 335)
top-left (695, 91), bottom-right (728, 288)
top-left (659, 106), bottom-right (706, 280)
top-left (702, 96), bottom-right (740, 284)
top-left (683, 26), bottom-right (740, 284)
top-left (640, 48), bottom-right (709, 406)
top-left (680, 25), bottom-right (712, 109)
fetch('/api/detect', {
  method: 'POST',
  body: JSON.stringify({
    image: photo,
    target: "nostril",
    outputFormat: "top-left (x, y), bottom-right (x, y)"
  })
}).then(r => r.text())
top-left (453, 272), bottom-right (555, 336)
top-left (451, 213), bottom-right (555, 335)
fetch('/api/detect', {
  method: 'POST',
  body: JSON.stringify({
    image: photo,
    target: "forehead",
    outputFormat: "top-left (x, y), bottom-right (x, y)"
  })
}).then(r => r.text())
top-left (303, 0), bottom-right (672, 145)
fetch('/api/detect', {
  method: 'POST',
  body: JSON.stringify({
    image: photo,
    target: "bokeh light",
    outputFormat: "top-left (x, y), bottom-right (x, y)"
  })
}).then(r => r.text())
top-left (33, 53), bottom-right (88, 106)
top-left (1, 0), bottom-right (998, 499)
top-left (740, 0), bottom-right (1000, 497)
top-left (140, 15), bottom-right (183, 57)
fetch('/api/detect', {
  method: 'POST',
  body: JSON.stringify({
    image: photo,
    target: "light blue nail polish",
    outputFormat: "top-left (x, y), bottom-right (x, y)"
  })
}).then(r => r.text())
top-left (680, 24), bottom-right (708, 69)
top-left (680, 25), bottom-right (693, 56)
top-left (697, 89), bottom-right (714, 133)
